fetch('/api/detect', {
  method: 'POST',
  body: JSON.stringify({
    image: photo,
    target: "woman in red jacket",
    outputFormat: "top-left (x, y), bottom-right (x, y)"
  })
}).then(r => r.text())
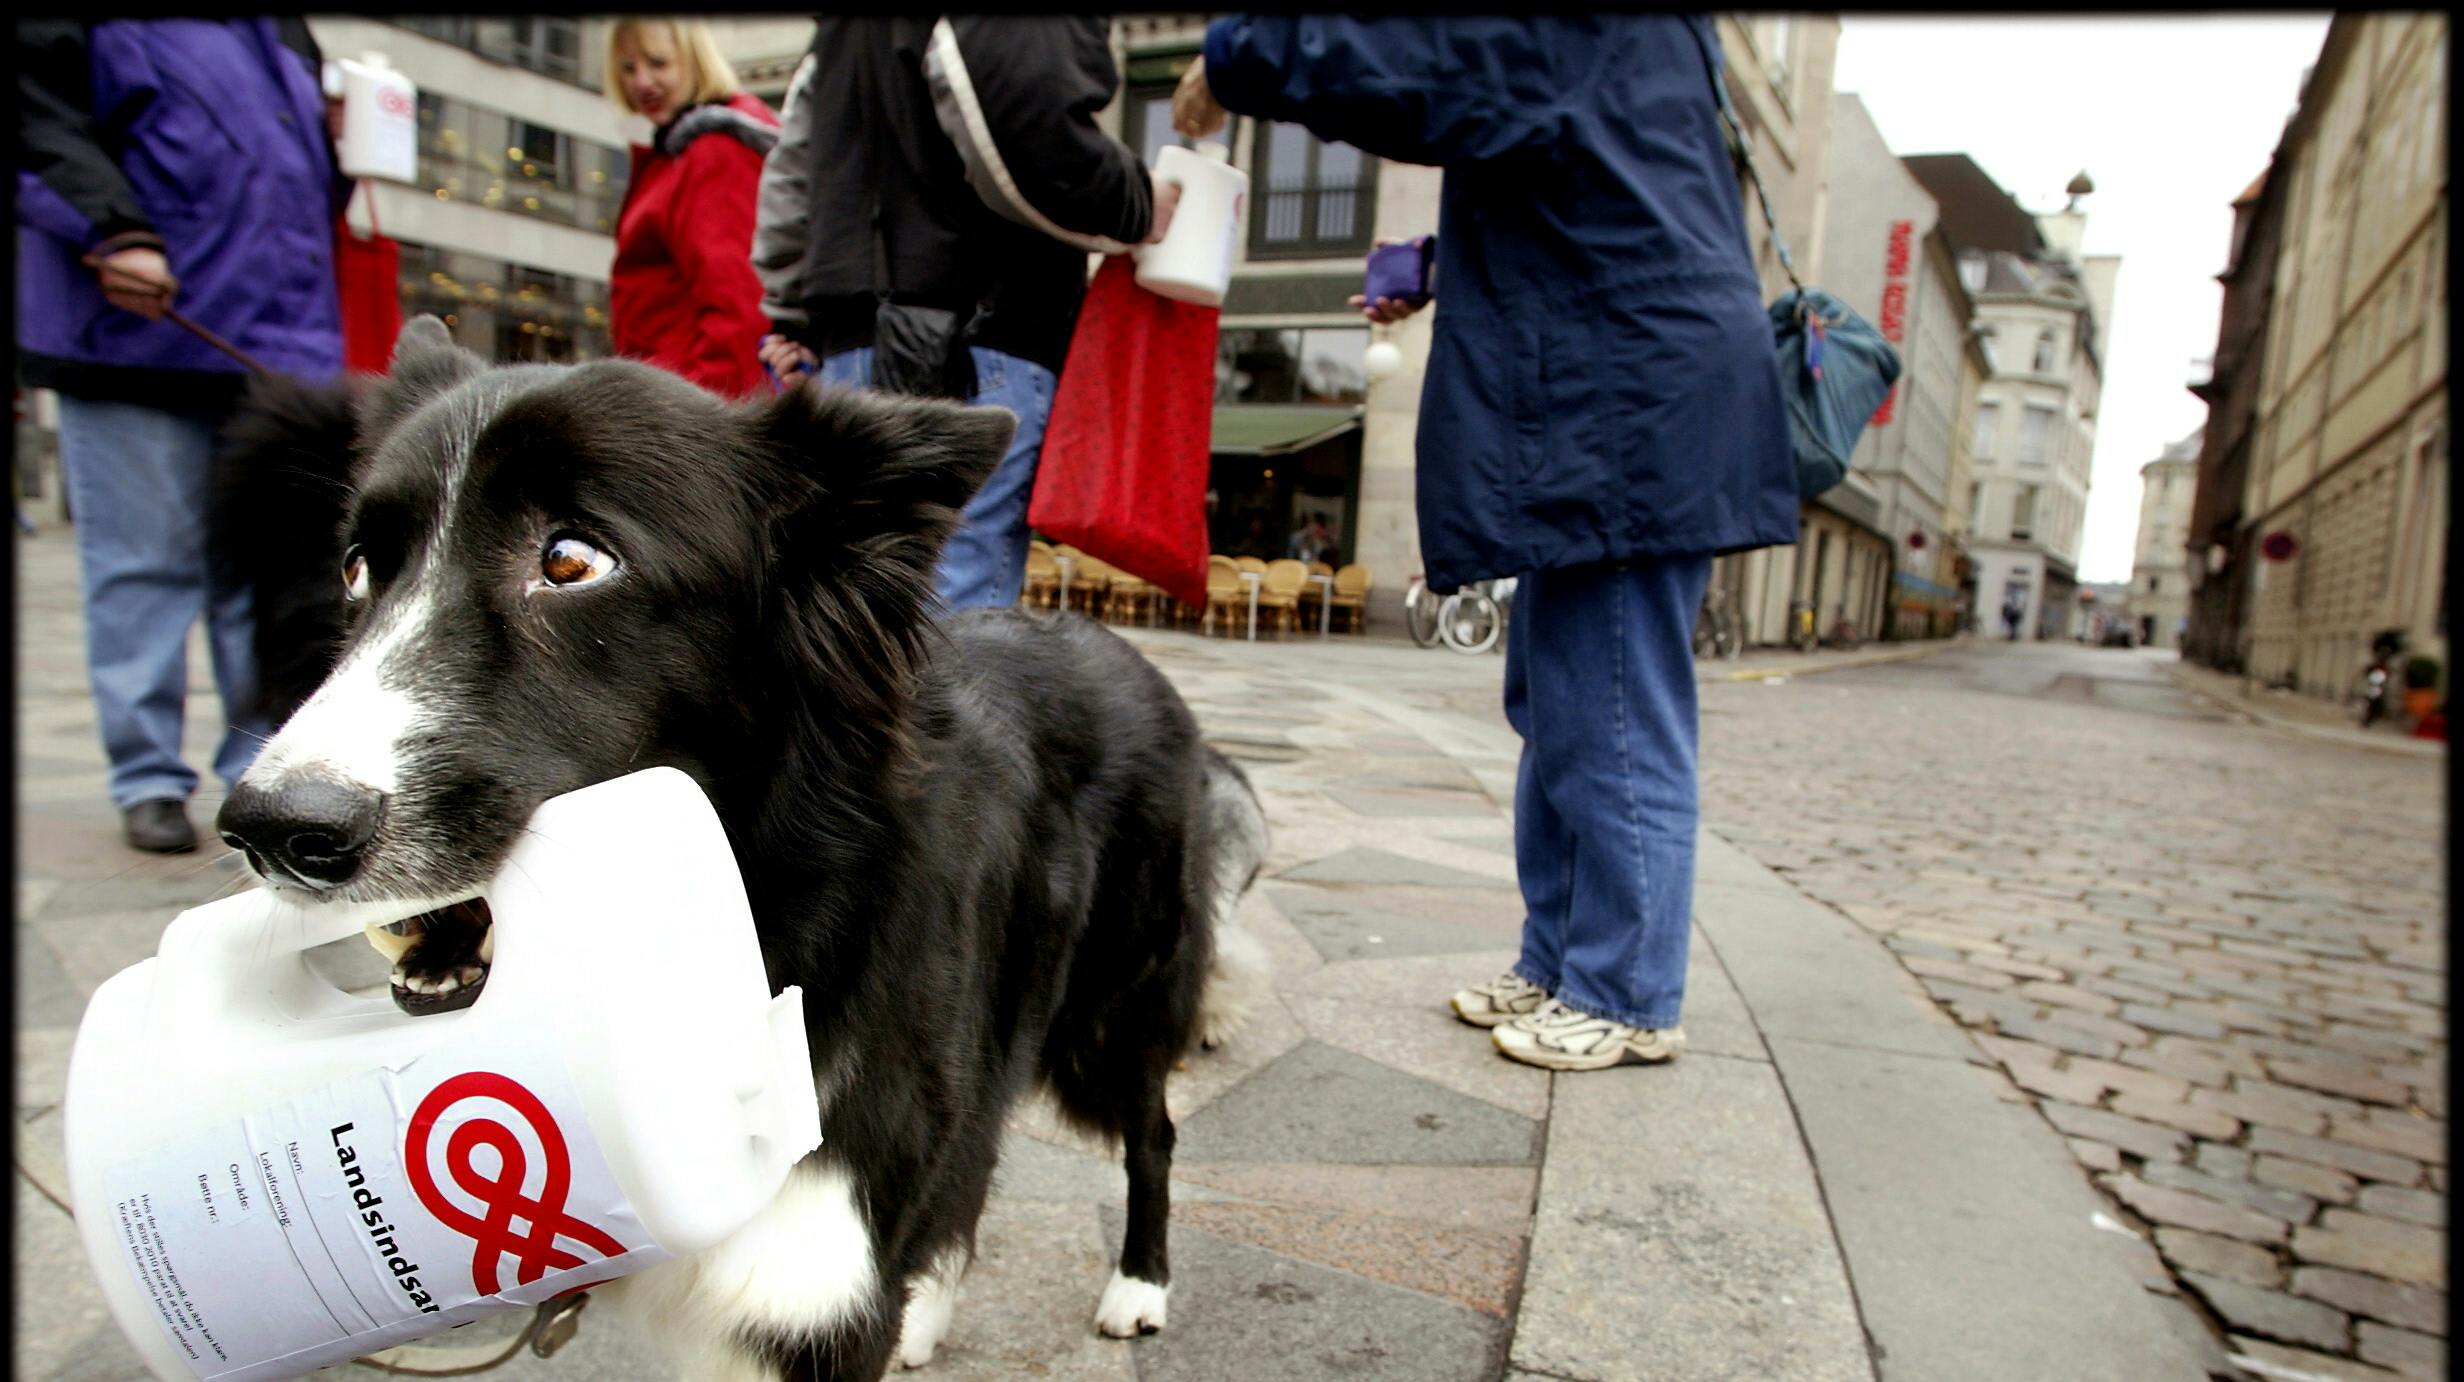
top-left (604, 20), bottom-right (779, 397)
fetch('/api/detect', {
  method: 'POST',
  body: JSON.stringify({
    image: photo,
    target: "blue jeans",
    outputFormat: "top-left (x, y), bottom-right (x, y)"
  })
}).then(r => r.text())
top-left (1504, 555), bottom-right (1714, 1029)
top-left (55, 395), bottom-right (269, 809)
top-left (818, 346), bottom-right (1057, 610)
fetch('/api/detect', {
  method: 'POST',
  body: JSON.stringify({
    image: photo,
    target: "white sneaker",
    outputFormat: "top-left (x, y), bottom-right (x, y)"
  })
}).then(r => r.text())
top-left (1450, 972), bottom-right (1549, 1028)
top-left (1492, 999), bottom-right (1684, 1071)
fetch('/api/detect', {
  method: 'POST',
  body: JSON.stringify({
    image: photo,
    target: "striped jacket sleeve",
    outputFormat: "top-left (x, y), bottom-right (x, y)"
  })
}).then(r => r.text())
top-left (923, 16), bottom-right (1151, 254)
top-left (753, 52), bottom-right (817, 330)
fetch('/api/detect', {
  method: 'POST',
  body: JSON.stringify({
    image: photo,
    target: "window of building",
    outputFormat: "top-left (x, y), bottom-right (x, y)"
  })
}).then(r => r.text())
top-left (1119, 52), bottom-right (1203, 172)
top-left (1976, 325), bottom-right (1997, 373)
top-left (1959, 257), bottom-right (1986, 293)
top-left (1251, 122), bottom-right (1375, 259)
top-left (1217, 327), bottom-right (1369, 405)
top-left (397, 241), bottom-right (610, 365)
top-left (1969, 479), bottom-right (1987, 532)
top-left (1971, 401), bottom-right (1999, 459)
top-left (2032, 329), bottom-right (2059, 374)
top-left (1747, 14), bottom-right (1792, 91)
top-left (2011, 483), bottom-right (2038, 539)
top-left (2017, 404), bottom-right (2055, 466)
top-left (397, 16), bottom-right (588, 87)
top-left (416, 92), bottom-right (628, 234)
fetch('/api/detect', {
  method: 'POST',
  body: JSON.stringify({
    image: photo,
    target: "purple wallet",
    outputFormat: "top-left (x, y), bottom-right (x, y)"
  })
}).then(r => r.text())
top-left (1364, 236), bottom-right (1435, 306)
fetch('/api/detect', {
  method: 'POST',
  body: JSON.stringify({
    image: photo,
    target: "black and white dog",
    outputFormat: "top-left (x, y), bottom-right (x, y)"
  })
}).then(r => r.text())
top-left (212, 317), bottom-right (1273, 1380)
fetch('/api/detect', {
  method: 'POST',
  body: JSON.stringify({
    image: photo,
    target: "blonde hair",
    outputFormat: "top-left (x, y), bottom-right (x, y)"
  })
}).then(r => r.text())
top-left (603, 19), bottom-right (740, 114)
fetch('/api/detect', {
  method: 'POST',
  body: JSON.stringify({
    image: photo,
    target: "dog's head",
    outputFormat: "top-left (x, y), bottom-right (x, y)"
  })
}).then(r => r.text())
top-left (215, 317), bottom-right (1014, 911)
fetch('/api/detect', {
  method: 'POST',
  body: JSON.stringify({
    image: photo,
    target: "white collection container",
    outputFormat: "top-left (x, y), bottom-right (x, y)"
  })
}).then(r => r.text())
top-left (65, 767), bottom-right (820, 1381)
top-left (1133, 141), bottom-right (1248, 307)
top-left (323, 52), bottom-right (419, 184)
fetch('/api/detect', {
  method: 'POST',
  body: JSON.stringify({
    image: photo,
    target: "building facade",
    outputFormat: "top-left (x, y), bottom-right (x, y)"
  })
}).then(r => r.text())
top-left (2184, 170), bottom-right (2284, 671)
top-left (1696, 15), bottom-right (1874, 648)
top-left (1908, 155), bottom-right (2117, 641)
top-left (2126, 432), bottom-right (2199, 648)
top-left (1820, 94), bottom-right (1985, 640)
top-left (2233, 13), bottom-right (2448, 697)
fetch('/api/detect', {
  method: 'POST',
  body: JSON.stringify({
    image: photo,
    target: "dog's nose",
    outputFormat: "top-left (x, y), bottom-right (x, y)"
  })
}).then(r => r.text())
top-left (217, 777), bottom-right (387, 887)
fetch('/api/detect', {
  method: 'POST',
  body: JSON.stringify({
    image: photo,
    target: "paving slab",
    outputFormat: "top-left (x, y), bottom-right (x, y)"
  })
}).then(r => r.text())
top-left (1770, 1036), bottom-right (2213, 1381)
top-left (1268, 891), bottom-right (1521, 962)
top-left (1176, 1041), bottom-right (1540, 1166)
top-left (1103, 1210), bottom-right (1507, 1382)
top-left (1279, 952), bottom-right (1551, 1119)
top-left (1693, 840), bottom-right (1983, 1067)
top-left (1511, 1052), bottom-right (1872, 1382)
top-left (1277, 847), bottom-right (1518, 890)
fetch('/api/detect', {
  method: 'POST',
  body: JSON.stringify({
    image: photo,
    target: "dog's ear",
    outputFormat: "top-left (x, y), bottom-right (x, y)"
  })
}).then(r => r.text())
top-left (745, 383), bottom-right (1016, 764)
top-left (750, 382), bottom-right (1016, 581)
top-left (358, 315), bottom-right (484, 439)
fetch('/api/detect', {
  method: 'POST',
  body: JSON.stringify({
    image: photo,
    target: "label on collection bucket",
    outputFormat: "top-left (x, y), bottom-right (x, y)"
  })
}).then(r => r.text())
top-left (99, 1037), bottom-right (668, 1380)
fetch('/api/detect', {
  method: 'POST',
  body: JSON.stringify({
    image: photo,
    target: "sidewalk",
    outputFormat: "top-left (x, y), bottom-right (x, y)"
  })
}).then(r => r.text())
top-left (13, 527), bottom-right (2194, 1381)
top-left (2164, 656), bottom-right (2445, 760)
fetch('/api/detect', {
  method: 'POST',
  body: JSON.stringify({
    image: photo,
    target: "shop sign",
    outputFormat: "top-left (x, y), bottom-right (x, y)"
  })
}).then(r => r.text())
top-left (1871, 219), bottom-right (1912, 427)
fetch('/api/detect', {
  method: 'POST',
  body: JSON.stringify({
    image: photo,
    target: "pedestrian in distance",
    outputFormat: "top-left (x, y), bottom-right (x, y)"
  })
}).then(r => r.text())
top-left (753, 16), bottom-right (1177, 611)
top-left (605, 19), bottom-right (781, 398)
top-left (1177, 15), bottom-right (1799, 1071)
top-left (17, 17), bottom-right (351, 853)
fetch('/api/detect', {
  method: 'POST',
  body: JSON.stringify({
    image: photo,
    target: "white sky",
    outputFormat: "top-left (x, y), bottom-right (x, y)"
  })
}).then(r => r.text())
top-left (1832, 13), bottom-right (2333, 582)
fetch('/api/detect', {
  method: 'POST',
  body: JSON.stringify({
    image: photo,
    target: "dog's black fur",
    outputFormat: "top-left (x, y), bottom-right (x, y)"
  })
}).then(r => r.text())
top-left (211, 372), bottom-right (359, 728)
top-left (214, 319), bottom-right (1266, 1379)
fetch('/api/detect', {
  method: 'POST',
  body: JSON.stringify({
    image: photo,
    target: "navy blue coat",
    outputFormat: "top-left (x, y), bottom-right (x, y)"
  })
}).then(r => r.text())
top-left (1202, 15), bottom-right (1798, 588)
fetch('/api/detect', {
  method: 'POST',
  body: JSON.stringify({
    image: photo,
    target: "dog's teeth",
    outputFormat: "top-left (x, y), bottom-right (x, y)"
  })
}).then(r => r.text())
top-left (478, 926), bottom-right (495, 965)
top-left (364, 921), bottom-right (419, 965)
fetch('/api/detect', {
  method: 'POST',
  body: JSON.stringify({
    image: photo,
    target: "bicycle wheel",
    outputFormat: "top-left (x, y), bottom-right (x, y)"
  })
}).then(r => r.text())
top-left (1405, 582), bottom-right (1443, 648)
top-left (1440, 590), bottom-right (1503, 654)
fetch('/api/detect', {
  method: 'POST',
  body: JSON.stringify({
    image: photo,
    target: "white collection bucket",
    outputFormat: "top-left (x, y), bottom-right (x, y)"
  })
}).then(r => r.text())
top-left (1133, 142), bottom-right (1248, 307)
top-left (324, 52), bottom-right (419, 184)
top-left (64, 767), bottom-right (820, 1381)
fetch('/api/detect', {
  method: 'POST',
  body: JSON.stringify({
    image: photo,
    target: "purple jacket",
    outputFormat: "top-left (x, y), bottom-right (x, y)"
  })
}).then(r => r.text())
top-left (17, 18), bottom-right (348, 406)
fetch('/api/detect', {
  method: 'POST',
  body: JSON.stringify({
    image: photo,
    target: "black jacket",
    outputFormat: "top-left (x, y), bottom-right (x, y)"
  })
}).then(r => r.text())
top-left (752, 16), bottom-right (1152, 375)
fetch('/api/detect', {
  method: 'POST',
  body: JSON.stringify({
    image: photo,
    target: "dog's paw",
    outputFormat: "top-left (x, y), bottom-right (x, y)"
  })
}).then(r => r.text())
top-left (1093, 1271), bottom-right (1167, 1338)
top-left (896, 1251), bottom-right (964, 1368)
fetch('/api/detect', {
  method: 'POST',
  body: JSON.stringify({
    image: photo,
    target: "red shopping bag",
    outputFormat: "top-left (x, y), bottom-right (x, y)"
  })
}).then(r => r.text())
top-left (1027, 255), bottom-right (1218, 608)
top-left (336, 181), bottom-right (403, 375)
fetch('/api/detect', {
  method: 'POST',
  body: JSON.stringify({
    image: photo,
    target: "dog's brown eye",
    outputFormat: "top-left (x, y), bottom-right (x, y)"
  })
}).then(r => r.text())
top-left (540, 534), bottom-right (617, 589)
top-left (341, 545), bottom-right (370, 602)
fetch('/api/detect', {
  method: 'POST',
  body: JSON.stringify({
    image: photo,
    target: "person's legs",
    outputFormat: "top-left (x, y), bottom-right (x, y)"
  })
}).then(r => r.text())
top-left (56, 395), bottom-right (224, 811)
top-left (814, 346), bottom-right (1056, 612)
top-left (1503, 574), bottom-right (1573, 991)
top-left (1508, 555), bottom-right (1713, 1032)
top-left (203, 505), bottom-right (270, 791)
top-left (935, 347), bottom-right (1053, 611)
top-left (1452, 587), bottom-right (1564, 1028)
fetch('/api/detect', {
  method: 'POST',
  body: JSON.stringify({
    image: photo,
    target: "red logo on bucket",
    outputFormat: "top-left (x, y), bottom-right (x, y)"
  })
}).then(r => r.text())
top-left (377, 88), bottom-right (414, 118)
top-left (406, 1072), bottom-right (628, 1294)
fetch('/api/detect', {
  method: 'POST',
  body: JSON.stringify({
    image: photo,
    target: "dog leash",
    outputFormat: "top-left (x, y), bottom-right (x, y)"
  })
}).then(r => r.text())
top-left (164, 305), bottom-right (278, 376)
top-left (80, 253), bottom-right (279, 376)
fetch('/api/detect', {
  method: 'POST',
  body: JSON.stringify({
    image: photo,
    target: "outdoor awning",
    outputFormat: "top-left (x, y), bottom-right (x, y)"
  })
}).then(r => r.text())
top-left (1210, 405), bottom-right (1365, 457)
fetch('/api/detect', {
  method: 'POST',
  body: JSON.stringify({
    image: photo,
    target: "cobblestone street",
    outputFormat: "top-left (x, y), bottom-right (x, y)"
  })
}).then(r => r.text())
top-left (1698, 640), bottom-right (2447, 1379)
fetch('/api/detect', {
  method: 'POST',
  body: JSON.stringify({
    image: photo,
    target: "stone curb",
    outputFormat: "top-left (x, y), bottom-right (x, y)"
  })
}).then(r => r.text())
top-left (2162, 664), bottom-right (2444, 760)
top-left (1711, 640), bottom-right (1959, 683)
